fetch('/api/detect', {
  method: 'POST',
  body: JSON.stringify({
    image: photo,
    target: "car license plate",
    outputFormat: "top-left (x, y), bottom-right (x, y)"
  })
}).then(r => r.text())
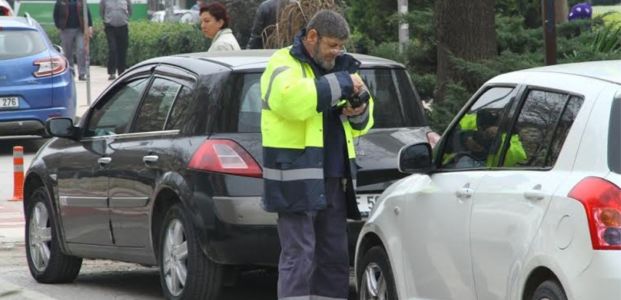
top-left (357, 193), bottom-right (381, 217)
top-left (0, 97), bottom-right (18, 109)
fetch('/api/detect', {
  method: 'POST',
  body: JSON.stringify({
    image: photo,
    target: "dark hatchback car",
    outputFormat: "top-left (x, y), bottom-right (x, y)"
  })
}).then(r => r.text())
top-left (23, 50), bottom-right (435, 299)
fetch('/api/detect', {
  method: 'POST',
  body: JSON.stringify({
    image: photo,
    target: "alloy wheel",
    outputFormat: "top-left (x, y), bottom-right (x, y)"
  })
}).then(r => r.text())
top-left (28, 202), bottom-right (52, 272)
top-left (162, 219), bottom-right (189, 297)
top-left (359, 262), bottom-right (388, 300)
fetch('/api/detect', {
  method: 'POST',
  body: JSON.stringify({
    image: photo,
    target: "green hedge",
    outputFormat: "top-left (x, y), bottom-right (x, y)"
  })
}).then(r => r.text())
top-left (44, 21), bottom-right (210, 68)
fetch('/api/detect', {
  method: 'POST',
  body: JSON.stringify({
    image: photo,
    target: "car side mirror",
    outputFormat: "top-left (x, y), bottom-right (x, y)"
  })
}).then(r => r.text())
top-left (398, 142), bottom-right (433, 174)
top-left (46, 117), bottom-right (76, 139)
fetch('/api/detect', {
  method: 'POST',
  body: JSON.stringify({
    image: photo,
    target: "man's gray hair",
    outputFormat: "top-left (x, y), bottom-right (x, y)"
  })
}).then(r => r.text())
top-left (306, 10), bottom-right (350, 40)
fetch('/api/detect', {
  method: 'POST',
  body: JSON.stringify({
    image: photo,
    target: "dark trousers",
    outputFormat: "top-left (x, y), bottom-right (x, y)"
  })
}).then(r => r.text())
top-left (276, 178), bottom-right (349, 300)
top-left (104, 24), bottom-right (128, 76)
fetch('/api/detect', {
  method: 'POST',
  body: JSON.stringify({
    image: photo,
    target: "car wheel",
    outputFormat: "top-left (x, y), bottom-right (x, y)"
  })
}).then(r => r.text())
top-left (532, 280), bottom-right (567, 300)
top-left (357, 246), bottom-right (398, 300)
top-left (25, 186), bottom-right (82, 283)
top-left (159, 203), bottom-right (222, 300)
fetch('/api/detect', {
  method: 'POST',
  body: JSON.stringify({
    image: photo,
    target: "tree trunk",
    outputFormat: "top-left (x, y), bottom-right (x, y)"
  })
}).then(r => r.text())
top-left (435, 0), bottom-right (497, 102)
top-left (555, 0), bottom-right (568, 24)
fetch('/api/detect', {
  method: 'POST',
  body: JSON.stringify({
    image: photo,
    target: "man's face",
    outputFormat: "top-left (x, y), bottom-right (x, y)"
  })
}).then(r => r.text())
top-left (309, 34), bottom-right (346, 71)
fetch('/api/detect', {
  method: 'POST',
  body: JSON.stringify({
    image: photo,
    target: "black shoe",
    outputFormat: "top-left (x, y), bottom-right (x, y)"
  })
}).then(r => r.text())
top-left (78, 75), bottom-right (87, 81)
top-left (108, 74), bottom-right (116, 80)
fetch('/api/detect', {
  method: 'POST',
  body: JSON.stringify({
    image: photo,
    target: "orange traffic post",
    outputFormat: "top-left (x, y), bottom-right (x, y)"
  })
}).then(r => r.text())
top-left (10, 146), bottom-right (24, 201)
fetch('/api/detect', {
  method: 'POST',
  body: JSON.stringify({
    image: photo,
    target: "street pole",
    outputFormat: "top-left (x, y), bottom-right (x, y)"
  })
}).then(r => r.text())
top-left (398, 0), bottom-right (409, 53)
top-left (82, 0), bottom-right (91, 105)
top-left (542, 0), bottom-right (557, 65)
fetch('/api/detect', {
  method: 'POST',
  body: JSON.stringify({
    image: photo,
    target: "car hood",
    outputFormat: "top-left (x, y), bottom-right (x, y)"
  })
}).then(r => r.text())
top-left (354, 127), bottom-right (430, 191)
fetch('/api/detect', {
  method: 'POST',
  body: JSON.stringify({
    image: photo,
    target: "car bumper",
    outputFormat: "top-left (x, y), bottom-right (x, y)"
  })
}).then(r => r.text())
top-left (570, 251), bottom-right (621, 299)
top-left (193, 192), bottom-right (363, 266)
top-left (0, 106), bottom-right (74, 135)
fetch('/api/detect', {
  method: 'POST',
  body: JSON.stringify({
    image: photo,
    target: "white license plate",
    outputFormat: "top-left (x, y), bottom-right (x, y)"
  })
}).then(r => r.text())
top-left (356, 193), bottom-right (381, 217)
top-left (0, 97), bottom-right (18, 108)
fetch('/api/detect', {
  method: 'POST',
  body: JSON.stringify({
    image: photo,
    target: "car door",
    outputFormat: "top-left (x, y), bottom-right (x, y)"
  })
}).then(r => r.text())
top-left (107, 70), bottom-right (195, 247)
top-left (470, 89), bottom-right (585, 300)
top-left (57, 76), bottom-right (149, 245)
top-left (400, 86), bottom-right (517, 299)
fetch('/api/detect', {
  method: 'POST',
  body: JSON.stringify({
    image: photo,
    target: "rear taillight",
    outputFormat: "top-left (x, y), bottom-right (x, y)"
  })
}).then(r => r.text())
top-left (188, 139), bottom-right (262, 178)
top-left (33, 56), bottom-right (67, 77)
top-left (569, 177), bottom-right (621, 250)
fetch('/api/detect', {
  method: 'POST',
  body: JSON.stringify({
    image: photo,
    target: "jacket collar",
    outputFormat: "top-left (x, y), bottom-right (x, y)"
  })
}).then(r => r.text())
top-left (289, 28), bottom-right (361, 74)
top-left (213, 28), bottom-right (233, 42)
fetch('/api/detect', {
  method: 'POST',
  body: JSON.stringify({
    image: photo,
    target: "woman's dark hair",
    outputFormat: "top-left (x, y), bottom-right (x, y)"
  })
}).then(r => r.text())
top-left (200, 2), bottom-right (229, 28)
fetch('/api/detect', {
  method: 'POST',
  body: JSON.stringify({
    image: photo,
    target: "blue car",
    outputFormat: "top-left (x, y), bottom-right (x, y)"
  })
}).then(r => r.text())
top-left (0, 15), bottom-right (76, 136)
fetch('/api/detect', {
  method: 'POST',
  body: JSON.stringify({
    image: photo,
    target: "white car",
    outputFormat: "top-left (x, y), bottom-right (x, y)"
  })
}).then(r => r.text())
top-left (355, 60), bottom-right (621, 300)
top-left (149, 8), bottom-right (199, 24)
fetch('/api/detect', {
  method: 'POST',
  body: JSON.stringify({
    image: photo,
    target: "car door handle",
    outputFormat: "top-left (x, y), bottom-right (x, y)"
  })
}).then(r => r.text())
top-left (97, 157), bottom-right (112, 166)
top-left (456, 187), bottom-right (474, 200)
top-left (143, 155), bottom-right (159, 164)
top-left (524, 189), bottom-right (545, 201)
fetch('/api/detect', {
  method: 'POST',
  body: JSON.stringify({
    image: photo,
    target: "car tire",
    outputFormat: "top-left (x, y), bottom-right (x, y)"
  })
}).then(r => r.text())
top-left (532, 280), bottom-right (567, 300)
top-left (357, 246), bottom-right (398, 300)
top-left (159, 203), bottom-right (223, 300)
top-left (25, 186), bottom-right (82, 283)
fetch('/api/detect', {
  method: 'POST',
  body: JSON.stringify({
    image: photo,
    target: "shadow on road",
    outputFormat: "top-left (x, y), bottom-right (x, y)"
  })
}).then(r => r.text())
top-left (0, 137), bottom-right (49, 155)
top-left (68, 266), bottom-right (357, 299)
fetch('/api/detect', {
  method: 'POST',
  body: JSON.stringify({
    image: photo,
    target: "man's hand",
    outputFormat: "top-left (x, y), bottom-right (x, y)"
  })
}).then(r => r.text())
top-left (88, 27), bottom-right (93, 38)
top-left (342, 102), bottom-right (367, 117)
top-left (350, 74), bottom-right (364, 95)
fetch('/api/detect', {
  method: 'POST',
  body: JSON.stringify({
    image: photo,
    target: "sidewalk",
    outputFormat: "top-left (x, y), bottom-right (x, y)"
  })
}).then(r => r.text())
top-left (74, 65), bottom-right (113, 118)
top-left (0, 200), bottom-right (24, 246)
top-left (0, 66), bottom-right (112, 246)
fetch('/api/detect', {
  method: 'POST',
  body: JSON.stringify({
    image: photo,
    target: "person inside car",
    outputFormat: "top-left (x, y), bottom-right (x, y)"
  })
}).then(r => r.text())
top-left (445, 109), bottom-right (527, 168)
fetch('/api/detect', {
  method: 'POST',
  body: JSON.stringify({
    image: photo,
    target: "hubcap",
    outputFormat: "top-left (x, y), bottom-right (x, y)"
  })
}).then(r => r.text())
top-left (360, 262), bottom-right (388, 300)
top-left (163, 219), bottom-right (188, 296)
top-left (28, 202), bottom-right (52, 272)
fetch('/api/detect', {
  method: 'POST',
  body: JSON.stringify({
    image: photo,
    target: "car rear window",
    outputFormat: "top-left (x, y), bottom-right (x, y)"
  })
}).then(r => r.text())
top-left (360, 68), bottom-right (427, 128)
top-left (0, 30), bottom-right (46, 59)
top-left (228, 68), bottom-right (428, 133)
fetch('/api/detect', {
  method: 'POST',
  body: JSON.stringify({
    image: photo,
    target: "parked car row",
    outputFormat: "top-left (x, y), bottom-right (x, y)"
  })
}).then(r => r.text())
top-left (10, 11), bottom-right (620, 299)
top-left (23, 49), bottom-right (436, 299)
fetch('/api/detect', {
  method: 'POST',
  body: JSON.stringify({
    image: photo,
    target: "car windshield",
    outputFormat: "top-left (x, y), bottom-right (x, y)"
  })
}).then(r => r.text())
top-left (231, 68), bottom-right (428, 133)
top-left (0, 30), bottom-right (47, 60)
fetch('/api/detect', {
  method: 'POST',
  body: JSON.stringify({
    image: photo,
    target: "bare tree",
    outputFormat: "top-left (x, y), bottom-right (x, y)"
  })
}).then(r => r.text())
top-left (435, 0), bottom-right (496, 102)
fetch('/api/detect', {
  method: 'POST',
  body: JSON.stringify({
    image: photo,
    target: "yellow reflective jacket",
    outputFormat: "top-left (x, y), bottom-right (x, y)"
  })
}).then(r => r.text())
top-left (260, 36), bottom-right (374, 216)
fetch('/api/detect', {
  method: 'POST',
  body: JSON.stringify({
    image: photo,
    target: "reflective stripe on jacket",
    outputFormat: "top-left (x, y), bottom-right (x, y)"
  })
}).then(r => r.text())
top-left (260, 46), bottom-right (374, 214)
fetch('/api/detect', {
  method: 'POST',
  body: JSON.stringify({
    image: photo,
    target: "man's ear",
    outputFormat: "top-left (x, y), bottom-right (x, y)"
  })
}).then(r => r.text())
top-left (306, 29), bottom-right (319, 44)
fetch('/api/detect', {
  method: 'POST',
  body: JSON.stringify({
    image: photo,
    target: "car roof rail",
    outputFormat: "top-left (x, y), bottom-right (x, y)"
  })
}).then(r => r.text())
top-left (24, 12), bottom-right (34, 26)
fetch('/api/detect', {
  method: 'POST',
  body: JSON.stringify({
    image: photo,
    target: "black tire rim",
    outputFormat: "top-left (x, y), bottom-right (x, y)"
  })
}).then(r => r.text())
top-left (28, 201), bottom-right (52, 272)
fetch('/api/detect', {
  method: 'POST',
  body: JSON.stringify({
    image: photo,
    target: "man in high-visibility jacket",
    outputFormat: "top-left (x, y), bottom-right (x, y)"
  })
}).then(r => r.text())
top-left (260, 9), bottom-right (374, 300)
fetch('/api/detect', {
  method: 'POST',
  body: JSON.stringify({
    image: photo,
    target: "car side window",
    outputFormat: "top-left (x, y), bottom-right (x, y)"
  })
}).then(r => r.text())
top-left (85, 78), bottom-right (149, 137)
top-left (512, 93), bottom-right (583, 167)
top-left (440, 86), bottom-right (515, 169)
top-left (360, 69), bottom-right (408, 128)
top-left (133, 78), bottom-right (182, 132)
top-left (237, 73), bottom-right (262, 132)
top-left (165, 86), bottom-right (194, 130)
